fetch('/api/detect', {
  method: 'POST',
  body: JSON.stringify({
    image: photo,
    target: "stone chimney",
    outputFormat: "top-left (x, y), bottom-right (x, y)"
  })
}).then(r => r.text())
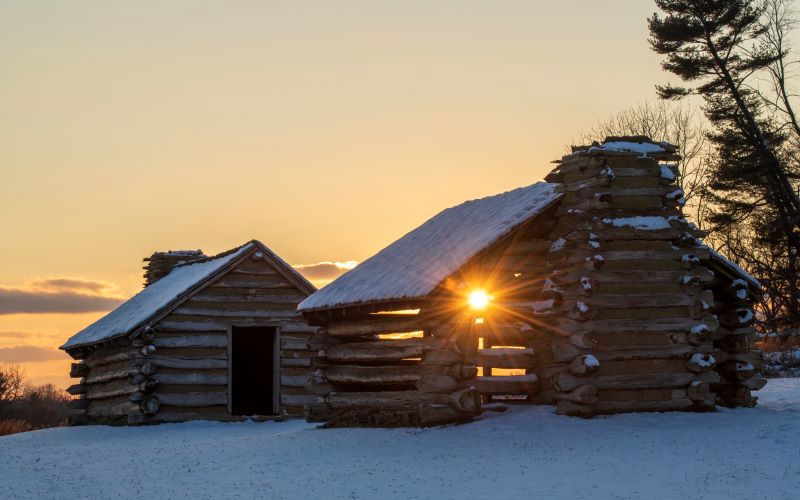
top-left (142, 249), bottom-right (206, 287)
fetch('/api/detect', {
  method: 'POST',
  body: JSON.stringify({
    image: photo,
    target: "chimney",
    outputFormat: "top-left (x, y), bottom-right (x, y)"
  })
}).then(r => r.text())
top-left (142, 249), bottom-right (206, 287)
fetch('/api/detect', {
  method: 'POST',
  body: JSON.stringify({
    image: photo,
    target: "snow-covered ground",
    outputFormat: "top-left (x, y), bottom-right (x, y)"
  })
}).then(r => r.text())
top-left (2, 380), bottom-right (800, 500)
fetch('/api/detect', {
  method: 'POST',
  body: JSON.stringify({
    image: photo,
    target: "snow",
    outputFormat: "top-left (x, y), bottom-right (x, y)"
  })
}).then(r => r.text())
top-left (660, 164), bottom-right (676, 181)
top-left (550, 237), bottom-right (566, 252)
top-left (690, 353), bottom-right (716, 368)
top-left (708, 247), bottom-right (761, 289)
top-left (582, 354), bottom-right (599, 368)
top-left (2, 379), bottom-right (799, 500)
top-left (738, 308), bottom-right (755, 324)
top-left (62, 243), bottom-right (255, 350)
top-left (299, 183), bottom-right (561, 310)
top-left (590, 141), bottom-right (668, 155)
top-left (602, 216), bottom-right (671, 230)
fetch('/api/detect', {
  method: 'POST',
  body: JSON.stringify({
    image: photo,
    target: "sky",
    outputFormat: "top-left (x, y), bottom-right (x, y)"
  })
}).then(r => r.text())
top-left (0, 1), bottom-right (673, 389)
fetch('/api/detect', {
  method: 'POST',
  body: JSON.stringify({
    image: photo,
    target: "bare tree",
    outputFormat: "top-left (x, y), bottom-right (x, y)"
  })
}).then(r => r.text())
top-left (577, 101), bottom-right (713, 227)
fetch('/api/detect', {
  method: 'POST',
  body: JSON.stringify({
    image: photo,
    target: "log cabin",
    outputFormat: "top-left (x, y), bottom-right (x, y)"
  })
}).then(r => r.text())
top-left (61, 240), bottom-right (318, 424)
top-left (298, 137), bottom-right (766, 427)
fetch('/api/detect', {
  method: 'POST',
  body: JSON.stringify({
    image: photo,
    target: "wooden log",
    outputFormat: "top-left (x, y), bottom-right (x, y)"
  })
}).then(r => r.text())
top-left (716, 360), bottom-right (756, 382)
top-left (172, 307), bottom-right (301, 319)
top-left (561, 383), bottom-right (599, 405)
top-left (70, 363), bottom-right (89, 378)
top-left (153, 373), bottom-right (227, 385)
top-left (718, 308), bottom-right (755, 329)
top-left (716, 385), bottom-right (754, 407)
top-left (328, 364), bottom-right (421, 386)
top-left (470, 374), bottom-right (540, 394)
top-left (84, 363), bottom-right (132, 384)
top-left (550, 268), bottom-right (714, 287)
top-left (421, 349), bottom-right (463, 366)
top-left (83, 349), bottom-right (135, 368)
top-left (326, 338), bottom-right (423, 363)
top-left (84, 378), bottom-right (138, 400)
top-left (325, 388), bottom-right (480, 414)
top-left (140, 397), bottom-right (160, 415)
top-left (155, 392), bottom-right (227, 407)
top-left (556, 291), bottom-right (714, 309)
top-left (66, 383), bottom-right (86, 395)
top-left (718, 334), bottom-right (750, 354)
top-left (687, 353), bottom-right (717, 373)
top-left (554, 316), bottom-right (719, 335)
top-left (327, 317), bottom-right (436, 337)
top-left (85, 398), bottom-right (138, 418)
top-left (569, 354), bottom-right (600, 376)
top-left (686, 380), bottom-right (711, 402)
top-left (552, 370), bottom-right (720, 392)
top-left (280, 394), bottom-right (316, 406)
top-left (281, 374), bottom-right (312, 387)
top-left (415, 374), bottom-right (459, 393)
top-left (153, 335), bottom-right (228, 349)
top-left (138, 356), bottom-right (227, 370)
top-left (552, 342), bottom-right (582, 363)
top-left (466, 348), bottom-right (537, 369)
top-left (557, 397), bottom-right (712, 416)
top-left (744, 377), bottom-right (767, 391)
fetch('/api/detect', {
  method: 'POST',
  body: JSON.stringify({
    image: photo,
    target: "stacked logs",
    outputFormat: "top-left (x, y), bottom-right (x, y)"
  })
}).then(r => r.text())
top-left (143, 250), bottom-right (205, 287)
top-left (706, 273), bottom-right (766, 407)
top-left (535, 139), bottom-right (720, 415)
top-left (66, 337), bottom-right (142, 424)
top-left (307, 314), bottom-right (481, 427)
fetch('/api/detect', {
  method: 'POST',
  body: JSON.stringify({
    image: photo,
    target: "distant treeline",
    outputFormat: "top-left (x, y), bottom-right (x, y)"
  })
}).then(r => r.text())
top-left (0, 364), bottom-right (70, 436)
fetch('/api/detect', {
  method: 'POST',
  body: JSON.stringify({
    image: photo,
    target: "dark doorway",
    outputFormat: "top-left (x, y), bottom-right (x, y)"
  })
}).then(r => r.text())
top-left (230, 326), bottom-right (278, 415)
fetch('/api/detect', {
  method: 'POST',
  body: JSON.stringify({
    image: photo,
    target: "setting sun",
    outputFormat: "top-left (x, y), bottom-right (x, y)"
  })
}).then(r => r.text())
top-left (468, 290), bottom-right (491, 310)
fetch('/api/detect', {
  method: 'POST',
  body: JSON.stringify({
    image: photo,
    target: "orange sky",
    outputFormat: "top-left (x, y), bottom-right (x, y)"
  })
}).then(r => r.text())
top-left (0, 1), bottom-right (674, 389)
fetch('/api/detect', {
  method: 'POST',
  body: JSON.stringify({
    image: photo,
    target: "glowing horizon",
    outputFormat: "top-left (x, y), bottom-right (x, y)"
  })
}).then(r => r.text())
top-left (1, 1), bottom-right (672, 388)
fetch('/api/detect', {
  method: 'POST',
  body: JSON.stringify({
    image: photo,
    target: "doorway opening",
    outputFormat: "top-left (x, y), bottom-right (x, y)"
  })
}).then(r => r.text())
top-left (230, 326), bottom-right (278, 415)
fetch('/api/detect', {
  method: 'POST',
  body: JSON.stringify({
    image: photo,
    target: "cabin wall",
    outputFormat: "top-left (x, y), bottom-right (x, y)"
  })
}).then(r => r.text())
top-left (532, 147), bottom-right (763, 415)
top-left (66, 338), bottom-right (139, 425)
top-left (705, 268), bottom-right (765, 406)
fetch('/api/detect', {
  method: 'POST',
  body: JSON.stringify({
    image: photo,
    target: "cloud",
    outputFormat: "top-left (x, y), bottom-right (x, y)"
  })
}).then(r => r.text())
top-left (293, 261), bottom-right (358, 280)
top-left (0, 278), bottom-right (125, 315)
top-left (30, 278), bottom-right (113, 293)
top-left (0, 346), bottom-right (67, 363)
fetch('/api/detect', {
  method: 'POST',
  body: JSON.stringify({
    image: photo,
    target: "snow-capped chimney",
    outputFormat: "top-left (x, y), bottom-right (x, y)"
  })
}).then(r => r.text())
top-left (142, 249), bottom-right (206, 287)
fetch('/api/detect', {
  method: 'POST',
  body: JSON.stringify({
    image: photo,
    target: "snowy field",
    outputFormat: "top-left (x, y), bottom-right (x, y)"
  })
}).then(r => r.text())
top-left (2, 380), bottom-right (799, 500)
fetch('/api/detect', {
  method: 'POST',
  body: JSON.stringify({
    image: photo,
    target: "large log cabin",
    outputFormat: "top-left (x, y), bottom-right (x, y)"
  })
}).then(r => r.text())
top-left (298, 137), bottom-right (766, 427)
top-left (61, 240), bottom-right (318, 424)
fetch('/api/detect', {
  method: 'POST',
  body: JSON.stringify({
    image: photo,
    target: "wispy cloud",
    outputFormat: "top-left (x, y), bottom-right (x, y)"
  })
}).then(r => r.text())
top-left (0, 346), bottom-right (67, 363)
top-left (293, 261), bottom-right (358, 280)
top-left (0, 278), bottom-right (124, 315)
top-left (30, 278), bottom-right (114, 293)
top-left (292, 261), bottom-right (358, 288)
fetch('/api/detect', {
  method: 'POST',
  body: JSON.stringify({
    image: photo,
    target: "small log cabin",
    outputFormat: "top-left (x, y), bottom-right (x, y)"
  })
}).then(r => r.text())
top-left (298, 137), bottom-right (766, 427)
top-left (61, 240), bottom-right (318, 424)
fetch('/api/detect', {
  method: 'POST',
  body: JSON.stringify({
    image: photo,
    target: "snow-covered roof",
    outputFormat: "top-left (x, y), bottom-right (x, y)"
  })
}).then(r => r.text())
top-left (299, 182), bottom-right (561, 311)
top-left (708, 248), bottom-right (761, 290)
top-left (62, 240), bottom-right (315, 351)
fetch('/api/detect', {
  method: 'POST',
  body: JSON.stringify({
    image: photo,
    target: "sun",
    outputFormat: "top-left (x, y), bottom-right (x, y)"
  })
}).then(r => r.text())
top-left (468, 290), bottom-right (491, 310)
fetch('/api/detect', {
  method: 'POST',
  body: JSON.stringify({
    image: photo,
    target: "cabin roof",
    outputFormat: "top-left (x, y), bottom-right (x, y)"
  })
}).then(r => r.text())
top-left (707, 248), bottom-right (761, 289)
top-left (299, 182), bottom-right (562, 311)
top-left (62, 240), bottom-right (315, 351)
